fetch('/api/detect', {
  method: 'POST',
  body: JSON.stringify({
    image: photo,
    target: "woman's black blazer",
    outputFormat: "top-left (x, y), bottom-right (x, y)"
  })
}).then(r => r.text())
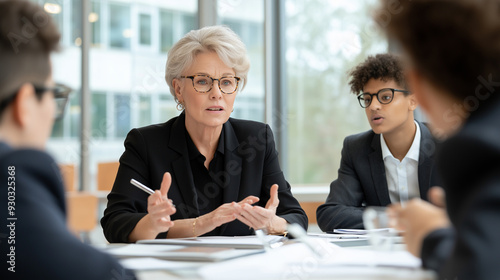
top-left (101, 113), bottom-right (307, 243)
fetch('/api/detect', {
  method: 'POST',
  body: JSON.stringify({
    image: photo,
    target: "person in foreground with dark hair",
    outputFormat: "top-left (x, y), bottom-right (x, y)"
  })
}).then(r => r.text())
top-left (380, 0), bottom-right (500, 279)
top-left (0, 1), bottom-right (135, 279)
top-left (316, 53), bottom-right (440, 231)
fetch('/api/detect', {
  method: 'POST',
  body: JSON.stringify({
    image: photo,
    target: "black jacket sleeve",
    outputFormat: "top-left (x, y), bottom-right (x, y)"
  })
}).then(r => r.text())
top-left (101, 128), bottom-right (157, 243)
top-left (0, 147), bottom-right (136, 280)
top-left (422, 128), bottom-right (500, 280)
top-left (421, 227), bottom-right (455, 272)
top-left (316, 136), bottom-right (365, 231)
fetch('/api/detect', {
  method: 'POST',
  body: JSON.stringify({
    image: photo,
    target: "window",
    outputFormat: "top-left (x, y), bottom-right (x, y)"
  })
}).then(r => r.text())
top-left (44, 0), bottom-right (388, 194)
top-left (91, 92), bottom-right (107, 139)
top-left (159, 10), bottom-right (174, 53)
top-left (71, 0), bottom-right (82, 46)
top-left (139, 14), bottom-right (152, 45)
top-left (219, 0), bottom-right (265, 122)
top-left (160, 9), bottom-right (197, 53)
top-left (90, 1), bottom-right (101, 47)
top-left (109, 3), bottom-right (131, 49)
top-left (114, 94), bottom-right (130, 138)
top-left (45, 0), bottom-right (198, 190)
top-left (137, 95), bottom-right (152, 127)
top-left (70, 0), bottom-right (101, 47)
top-left (286, 0), bottom-right (388, 184)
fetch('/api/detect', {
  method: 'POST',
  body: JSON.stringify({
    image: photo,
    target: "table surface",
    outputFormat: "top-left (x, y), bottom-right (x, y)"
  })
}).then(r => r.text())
top-left (102, 240), bottom-right (436, 280)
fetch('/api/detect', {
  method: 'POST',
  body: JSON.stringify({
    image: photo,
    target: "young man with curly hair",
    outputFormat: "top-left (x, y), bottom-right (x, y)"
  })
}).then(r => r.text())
top-left (316, 53), bottom-right (440, 231)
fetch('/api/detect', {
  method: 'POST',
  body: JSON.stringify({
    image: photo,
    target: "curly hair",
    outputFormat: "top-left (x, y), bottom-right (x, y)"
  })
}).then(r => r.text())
top-left (348, 53), bottom-right (407, 95)
top-left (377, 0), bottom-right (500, 102)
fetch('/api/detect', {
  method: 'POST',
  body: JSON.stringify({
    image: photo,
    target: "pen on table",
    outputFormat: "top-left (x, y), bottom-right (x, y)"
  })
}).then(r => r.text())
top-left (130, 179), bottom-right (175, 207)
top-left (336, 235), bottom-right (361, 239)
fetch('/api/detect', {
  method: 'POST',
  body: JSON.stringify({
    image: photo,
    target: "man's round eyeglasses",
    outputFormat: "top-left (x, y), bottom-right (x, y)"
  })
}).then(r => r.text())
top-left (357, 88), bottom-right (410, 108)
top-left (180, 74), bottom-right (240, 94)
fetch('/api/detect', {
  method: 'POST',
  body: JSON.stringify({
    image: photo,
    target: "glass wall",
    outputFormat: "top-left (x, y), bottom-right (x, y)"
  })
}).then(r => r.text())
top-left (40, 0), bottom-right (269, 190)
top-left (286, 0), bottom-right (387, 185)
top-left (218, 0), bottom-right (266, 122)
top-left (40, 0), bottom-right (198, 189)
top-left (37, 0), bottom-right (387, 190)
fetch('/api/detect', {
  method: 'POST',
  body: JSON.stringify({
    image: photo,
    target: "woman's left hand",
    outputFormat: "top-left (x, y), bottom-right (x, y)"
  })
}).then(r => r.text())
top-left (235, 184), bottom-right (287, 234)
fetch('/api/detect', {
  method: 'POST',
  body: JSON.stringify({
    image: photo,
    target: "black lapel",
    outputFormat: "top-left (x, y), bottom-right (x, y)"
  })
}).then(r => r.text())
top-left (168, 113), bottom-right (199, 217)
top-left (219, 120), bottom-right (242, 234)
top-left (368, 133), bottom-right (392, 206)
top-left (417, 121), bottom-right (434, 201)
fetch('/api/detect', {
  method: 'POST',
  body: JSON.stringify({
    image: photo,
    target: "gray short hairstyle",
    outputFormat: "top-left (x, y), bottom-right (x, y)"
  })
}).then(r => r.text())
top-left (165, 25), bottom-right (250, 103)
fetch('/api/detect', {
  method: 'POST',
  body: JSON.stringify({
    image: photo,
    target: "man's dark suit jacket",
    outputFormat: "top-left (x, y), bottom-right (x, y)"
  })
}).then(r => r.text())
top-left (101, 113), bottom-right (307, 243)
top-left (0, 142), bottom-right (135, 280)
top-left (420, 98), bottom-right (500, 280)
top-left (316, 121), bottom-right (440, 231)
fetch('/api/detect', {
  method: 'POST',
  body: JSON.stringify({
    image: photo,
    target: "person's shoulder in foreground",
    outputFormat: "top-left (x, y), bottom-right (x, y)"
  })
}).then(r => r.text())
top-left (0, 1), bottom-right (135, 279)
top-left (380, 0), bottom-right (500, 279)
top-left (0, 143), bottom-right (135, 280)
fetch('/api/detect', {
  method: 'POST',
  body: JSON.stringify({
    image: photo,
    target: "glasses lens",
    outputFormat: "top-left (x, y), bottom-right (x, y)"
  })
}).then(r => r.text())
top-left (192, 76), bottom-right (212, 92)
top-left (378, 89), bottom-right (393, 104)
top-left (54, 98), bottom-right (67, 119)
top-left (220, 77), bottom-right (237, 94)
top-left (359, 94), bottom-right (371, 108)
top-left (53, 84), bottom-right (71, 120)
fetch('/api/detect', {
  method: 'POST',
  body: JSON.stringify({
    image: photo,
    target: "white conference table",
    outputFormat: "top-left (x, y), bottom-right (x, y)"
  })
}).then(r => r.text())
top-left (104, 238), bottom-right (437, 280)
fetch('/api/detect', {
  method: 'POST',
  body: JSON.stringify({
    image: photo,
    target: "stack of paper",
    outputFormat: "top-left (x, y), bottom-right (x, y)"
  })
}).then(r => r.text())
top-left (137, 235), bottom-right (286, 249)
top-left (107, 244), bottom-right (263, 262)
top-left (198, 242), bottom-right (422, 280)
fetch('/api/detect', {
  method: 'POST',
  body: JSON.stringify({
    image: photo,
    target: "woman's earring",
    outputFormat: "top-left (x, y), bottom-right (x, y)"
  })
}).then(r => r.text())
top-left (176, 102), bottom-right (184, 111)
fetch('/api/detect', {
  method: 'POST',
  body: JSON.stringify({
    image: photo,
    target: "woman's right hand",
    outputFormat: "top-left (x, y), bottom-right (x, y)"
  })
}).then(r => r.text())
top-left (146, 172), bottom-right (176, 232)
top-left (128, 172), bottom-right (176, 242)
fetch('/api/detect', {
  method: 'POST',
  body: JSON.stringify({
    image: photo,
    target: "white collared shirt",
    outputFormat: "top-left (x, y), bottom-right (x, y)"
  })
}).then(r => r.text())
top-left (380, 121), bottom-right (421, 204)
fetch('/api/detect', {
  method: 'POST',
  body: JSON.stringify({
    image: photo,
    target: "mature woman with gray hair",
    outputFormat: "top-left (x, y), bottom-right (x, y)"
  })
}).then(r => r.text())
top-left (101, 25), bottom-right (307, 242)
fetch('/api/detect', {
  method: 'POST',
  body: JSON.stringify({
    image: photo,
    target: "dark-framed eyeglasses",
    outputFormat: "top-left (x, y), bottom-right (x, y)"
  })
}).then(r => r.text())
top-left (357, 88), bottom-right (410, 108)
top-left (0, 83), bottom-right (72, 120)
top-left (180, 74), bottom-right (240, 94)
top-left (35, 83), bottom-right (72, 120)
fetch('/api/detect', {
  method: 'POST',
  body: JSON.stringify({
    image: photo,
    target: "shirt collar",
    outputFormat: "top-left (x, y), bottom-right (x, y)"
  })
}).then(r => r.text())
top-left (185, 125), bottom-right (225, 161)
top-left (380, 120), bottom-right (421, 162)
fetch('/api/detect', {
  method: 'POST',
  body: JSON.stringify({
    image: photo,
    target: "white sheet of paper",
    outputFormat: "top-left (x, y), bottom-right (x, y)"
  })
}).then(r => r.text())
top-left (107, 244), bottom-right (263, 262)
top-left (308, 233), bottom-right (369, 239)
top-left (199, 242), bottom-right (422, 280)
top-left (137, 235), bottom-right (285, 249)
top-left (333, 228), bottom-right (391, 235)
top-left (119, 257), bottom-right (201, 270)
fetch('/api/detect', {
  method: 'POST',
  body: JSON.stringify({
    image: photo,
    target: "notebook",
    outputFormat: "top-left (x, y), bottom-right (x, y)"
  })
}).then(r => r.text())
top-left (137, 235), bottom-right (287, 249)
top-left (106, 244), bottom-right (264, 262)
